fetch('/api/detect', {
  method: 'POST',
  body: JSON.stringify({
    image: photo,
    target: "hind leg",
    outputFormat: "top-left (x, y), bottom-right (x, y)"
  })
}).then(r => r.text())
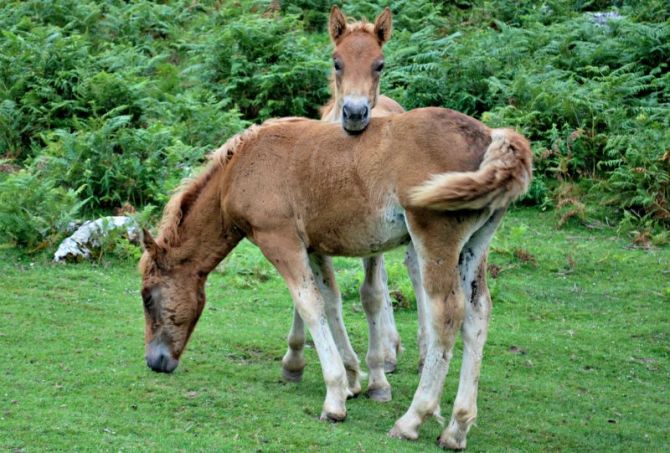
top-left (440, 260), bottom-right (491, 450)
top-left (439, 210), bottom-right (504, 449)
top-left (404, 242), bottom-right (427, 371)
top-left (362, 256), bottom-right (402, 373)
top-left (311, 254), bottom-right (363, 397)
top-left (282, 309), bottom-right (306, 382)
top-left (360, 257), bottom-right (393, 401)
top-left (389, 213), bottom-right (468, 440)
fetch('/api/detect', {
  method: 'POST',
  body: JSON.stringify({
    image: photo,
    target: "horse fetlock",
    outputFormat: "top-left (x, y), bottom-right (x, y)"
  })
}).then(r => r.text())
top-left (281, 349), bottom-right (305, 371)
top-left (346, 371), bottom-right (362, 398)
top-left (344, 361), bottom-right (363, 388)
top-left (382, 338), bottom-right (400, 373)
top-left (438, 408), bottom-right (475, 449)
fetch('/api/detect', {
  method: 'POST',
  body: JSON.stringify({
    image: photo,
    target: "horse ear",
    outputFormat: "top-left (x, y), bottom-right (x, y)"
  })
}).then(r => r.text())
top-left (141, 228), bottom-right (161, 258)
top-left (373, 7), bottom-right (393, 45)
top-left (329, 5), bottom-right (347, 43)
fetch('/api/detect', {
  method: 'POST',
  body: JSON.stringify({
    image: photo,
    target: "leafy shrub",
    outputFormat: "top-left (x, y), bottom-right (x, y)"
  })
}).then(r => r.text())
top-left (197, 10), bottom-right (330, 120)
top-left (35, 112), bottom-right (244, 211)
top-left (1, 0), bottom-right (669, 250)
top-left (0, 168), bottom-right (83, 250)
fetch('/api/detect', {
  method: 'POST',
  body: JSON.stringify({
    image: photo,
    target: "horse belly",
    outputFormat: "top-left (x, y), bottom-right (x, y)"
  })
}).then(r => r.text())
top-left (308, 204), bottom-right (409, 257)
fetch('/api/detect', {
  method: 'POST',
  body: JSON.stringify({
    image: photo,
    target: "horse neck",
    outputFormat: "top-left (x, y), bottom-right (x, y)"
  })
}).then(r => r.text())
top-left (163, 171), bottom-right (242, 276)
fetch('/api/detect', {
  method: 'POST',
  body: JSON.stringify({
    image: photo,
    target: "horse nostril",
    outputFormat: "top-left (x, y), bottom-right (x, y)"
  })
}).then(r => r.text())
top-left (343, 104), bottom-right (367, 121)
top-left (342, 104), bottom-right (351, 119)
top-left (146, 341), bottom-right (179, 373)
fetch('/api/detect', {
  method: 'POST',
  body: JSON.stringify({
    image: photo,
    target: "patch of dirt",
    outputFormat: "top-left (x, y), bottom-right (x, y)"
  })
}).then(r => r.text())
top-left (390, 289), bottom-right (410, 309)
top-left (514, 248), bottom-right (537, 266)
top-left (508, 345), bottom-right (527, 355)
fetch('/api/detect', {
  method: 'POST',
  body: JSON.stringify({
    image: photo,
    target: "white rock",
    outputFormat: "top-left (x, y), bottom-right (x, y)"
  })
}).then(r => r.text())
top-left (53, 216), bottom-right (140, 262)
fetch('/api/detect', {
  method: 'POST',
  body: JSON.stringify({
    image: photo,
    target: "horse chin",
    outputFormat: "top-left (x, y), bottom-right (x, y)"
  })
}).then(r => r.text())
top-left (342, 118), bottom-right (369, 134)
top-left (145, 341), bottom-right (180, 373)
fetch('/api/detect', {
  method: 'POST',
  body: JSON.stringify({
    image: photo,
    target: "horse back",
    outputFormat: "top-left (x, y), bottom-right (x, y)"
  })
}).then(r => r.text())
top-left (222, 109), bottom-right (494, 250)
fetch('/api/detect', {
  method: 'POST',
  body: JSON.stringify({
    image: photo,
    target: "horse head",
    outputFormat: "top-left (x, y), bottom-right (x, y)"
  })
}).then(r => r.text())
top-left (138, 229), bottom-right (207, 373)
top-left (328, 6), bottom-right (392, 133)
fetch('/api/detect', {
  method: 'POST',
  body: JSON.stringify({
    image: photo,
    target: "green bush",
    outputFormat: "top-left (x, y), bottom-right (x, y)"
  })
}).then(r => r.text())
top-left (1, 0), bottom-right (669, 251)
top-left (198, 10), bottom-right (330, 120)
top-left (0, 168), bottom-right (83, 250)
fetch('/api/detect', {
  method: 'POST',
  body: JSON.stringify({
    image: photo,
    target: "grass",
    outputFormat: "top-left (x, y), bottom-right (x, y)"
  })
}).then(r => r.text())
top-left (1, 208), bottom-right (668, 451)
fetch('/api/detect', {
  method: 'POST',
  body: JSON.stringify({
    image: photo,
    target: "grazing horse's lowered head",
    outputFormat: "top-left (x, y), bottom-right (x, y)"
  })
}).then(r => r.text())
top-left (139, 231), bottom-right (205, 373)
top-left (327, 6), bottom-right (393, 133)
top-left (137, 159), bottom-right (246, 373)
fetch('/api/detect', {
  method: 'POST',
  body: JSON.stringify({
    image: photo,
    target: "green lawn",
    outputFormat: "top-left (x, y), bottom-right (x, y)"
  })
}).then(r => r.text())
top-left (1, 208), bottom-right (668, 451)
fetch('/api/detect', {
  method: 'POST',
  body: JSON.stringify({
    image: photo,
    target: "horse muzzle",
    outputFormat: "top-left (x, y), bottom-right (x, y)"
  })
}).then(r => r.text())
top-left (145, 340), bottom-right (179, 373)
top-left (341, 97), bottom-right (370, 133)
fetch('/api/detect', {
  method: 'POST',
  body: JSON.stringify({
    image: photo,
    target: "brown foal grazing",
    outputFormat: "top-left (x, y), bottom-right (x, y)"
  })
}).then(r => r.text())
top-left (283, 6), bottom-right (409, 388)
top-left (139, 108), bottom-right (532, 449)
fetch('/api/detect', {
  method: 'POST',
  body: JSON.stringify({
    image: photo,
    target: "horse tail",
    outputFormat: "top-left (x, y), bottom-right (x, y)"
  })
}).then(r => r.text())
top-left (409, 128), bottom-right (532, 211)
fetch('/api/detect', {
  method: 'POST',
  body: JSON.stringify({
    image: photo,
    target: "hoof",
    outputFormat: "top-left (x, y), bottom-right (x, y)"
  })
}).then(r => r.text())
top-left (384, 360), bottom-right (397, 374)
top-left (438, 434), bottom-right (466, 451)
top-left (367, 386), bottom-right (392, 402)
top-left (320, 410), bottom-right (347, 423)
top-left (388, 424), bottom-right (418, 441)
top-left (282, 368), bottom-right (304, 382)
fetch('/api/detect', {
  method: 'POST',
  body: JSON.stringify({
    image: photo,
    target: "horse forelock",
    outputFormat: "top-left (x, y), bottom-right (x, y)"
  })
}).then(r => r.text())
top-left (333, 20), bottom-right (376, 48)
top-left (345, 20), bottom-right (374, 35)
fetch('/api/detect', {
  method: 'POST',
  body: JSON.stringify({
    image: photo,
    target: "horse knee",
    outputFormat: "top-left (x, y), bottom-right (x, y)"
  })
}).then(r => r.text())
top-left (359, 281), bottom-right (383, 312)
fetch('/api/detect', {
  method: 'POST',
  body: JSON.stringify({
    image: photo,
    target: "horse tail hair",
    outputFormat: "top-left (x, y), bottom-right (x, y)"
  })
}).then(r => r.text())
top-left (409, 128), bottom-right (532, 211)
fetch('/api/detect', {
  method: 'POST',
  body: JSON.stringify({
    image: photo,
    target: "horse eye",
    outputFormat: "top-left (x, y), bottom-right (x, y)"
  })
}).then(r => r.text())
top-left (141, 288), bottom-right (153, 308)
top-left (375, 61), bottom-right (385, 73)
top-left (333, 59), bottom-right (342, 72)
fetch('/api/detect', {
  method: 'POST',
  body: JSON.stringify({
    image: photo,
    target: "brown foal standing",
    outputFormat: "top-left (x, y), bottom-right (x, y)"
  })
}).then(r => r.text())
top-left (283, 7), bottom-right (412, 395)
top-left (139, 108), bottom-right (532, 449)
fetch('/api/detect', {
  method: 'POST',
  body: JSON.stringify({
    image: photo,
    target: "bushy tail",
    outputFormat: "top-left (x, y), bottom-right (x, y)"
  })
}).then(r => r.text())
top-left (409, 128), bottom-right (532, 211)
